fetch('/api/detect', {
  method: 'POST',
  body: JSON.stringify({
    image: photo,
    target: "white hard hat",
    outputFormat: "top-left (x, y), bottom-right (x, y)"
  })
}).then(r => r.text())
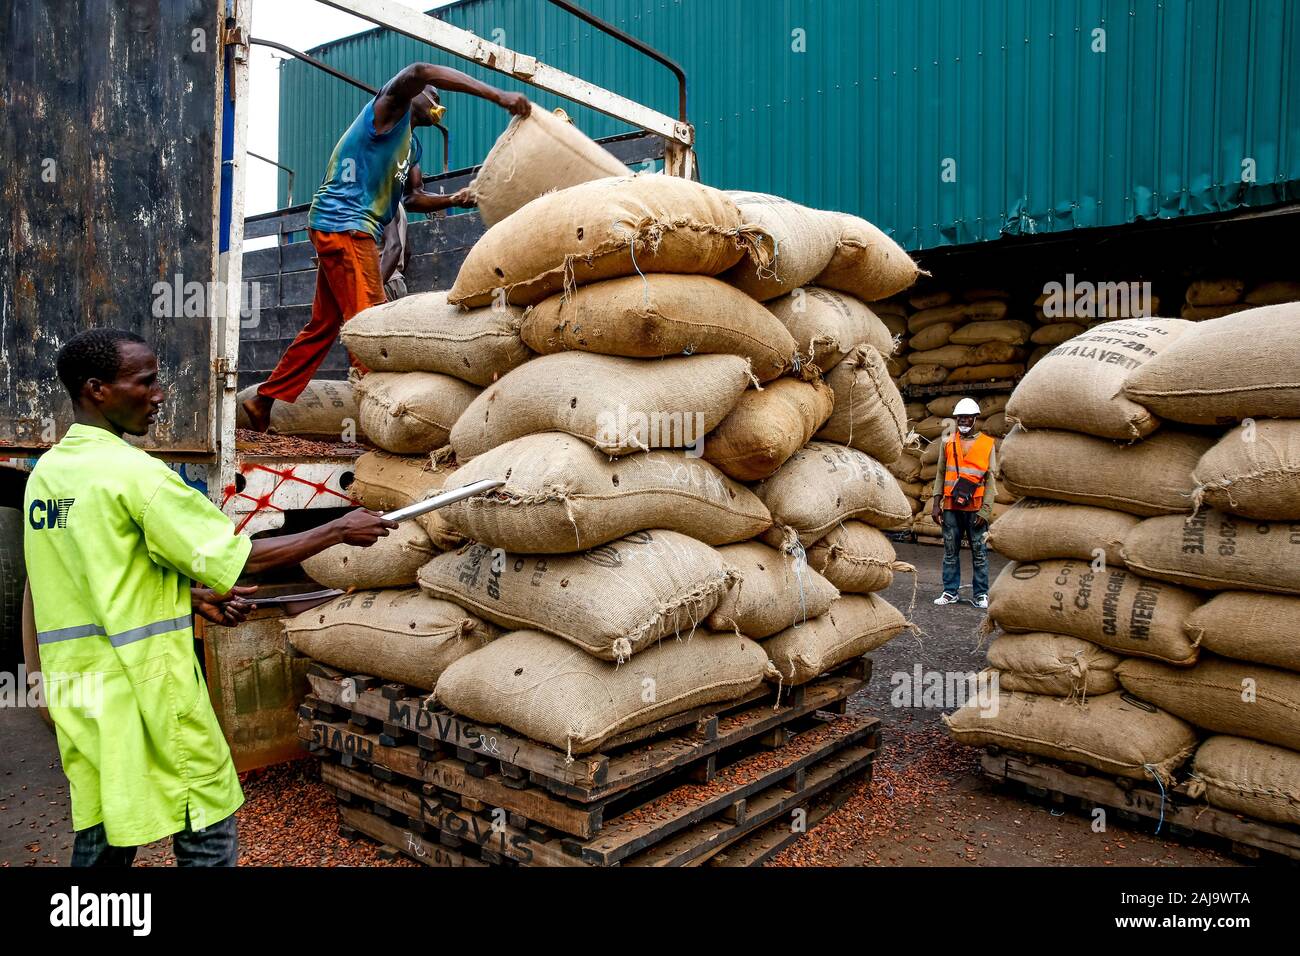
top-left (953, 397), bottom-right (981, 416)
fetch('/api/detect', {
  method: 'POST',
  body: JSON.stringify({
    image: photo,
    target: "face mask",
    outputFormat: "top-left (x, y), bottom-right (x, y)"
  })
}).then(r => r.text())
top-left (957, 423), bottom-right (973, 435)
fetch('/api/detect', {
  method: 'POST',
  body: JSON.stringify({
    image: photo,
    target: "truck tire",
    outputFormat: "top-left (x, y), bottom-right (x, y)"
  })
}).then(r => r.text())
top-left (0, 506), bottom-right (25, 668)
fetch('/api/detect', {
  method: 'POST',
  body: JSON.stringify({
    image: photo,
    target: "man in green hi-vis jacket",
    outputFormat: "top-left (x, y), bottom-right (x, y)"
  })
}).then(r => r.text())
top-left (24, 328), bottom-right (397, 866)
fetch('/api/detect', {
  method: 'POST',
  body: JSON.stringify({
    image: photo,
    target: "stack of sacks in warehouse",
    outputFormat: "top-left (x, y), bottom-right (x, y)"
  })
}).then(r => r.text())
top-left (1025, 281), bottom-right (1161, 369)
top-left (944, 315), bottom-right (1210, 789)
top-left (395, 177), bottom-right (922, 759)
top-left (1115, 303), bottom-right (1300, 830)
top-left (1178, 277), bottom-right (1300, 321)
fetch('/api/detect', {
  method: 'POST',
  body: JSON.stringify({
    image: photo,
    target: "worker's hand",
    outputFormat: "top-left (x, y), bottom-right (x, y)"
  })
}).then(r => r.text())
top-left (497, 91), bottom-right (530, 117)
top-left (333, 508), bottom-right (399, 548)
top-left (450, 186), bottom-right (477, 208)
top-left (192, 585), bottom-right (258, 627)
top-left (930, 501), bottom-right (942, 525)
top-left (973, 513), bottom-right (989, 531)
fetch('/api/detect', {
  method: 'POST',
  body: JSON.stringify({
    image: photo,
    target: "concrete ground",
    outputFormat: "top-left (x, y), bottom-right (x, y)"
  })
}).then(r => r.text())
top-left (0, 540), bottom-right (1236, 867)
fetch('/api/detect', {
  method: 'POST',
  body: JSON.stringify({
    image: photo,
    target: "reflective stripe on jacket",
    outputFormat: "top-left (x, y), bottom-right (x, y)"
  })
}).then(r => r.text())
top-left (23, 424), bottom-right (251, 846)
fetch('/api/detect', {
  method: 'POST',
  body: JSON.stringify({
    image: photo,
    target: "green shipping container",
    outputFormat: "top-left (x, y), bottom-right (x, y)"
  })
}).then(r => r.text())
top-left (277, 0), bottom-right (1300, 250)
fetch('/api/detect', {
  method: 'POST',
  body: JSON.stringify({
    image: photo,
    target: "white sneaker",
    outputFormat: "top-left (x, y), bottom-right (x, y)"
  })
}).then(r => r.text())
top-left (972, 594), bottom-right (989, 609)
top-left (933, 592), bottom-right (961, 606)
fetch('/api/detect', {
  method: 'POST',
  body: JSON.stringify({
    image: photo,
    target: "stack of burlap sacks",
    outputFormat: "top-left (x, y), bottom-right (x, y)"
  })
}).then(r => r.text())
top-left (1178, 278), bottom-right (1300, 321)
top-left (945, 305), bottom-right (1300, 829)
top-left (280, 107), bottom-right (925, 759)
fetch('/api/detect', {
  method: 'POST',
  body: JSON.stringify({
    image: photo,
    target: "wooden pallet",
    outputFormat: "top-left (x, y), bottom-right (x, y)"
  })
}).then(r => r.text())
top-left (981, 749), bottom-right (1300, 863)
top-left (301, 655), bottom-right (871, 813)
top-left (322, 713), bottom-right (879, 867)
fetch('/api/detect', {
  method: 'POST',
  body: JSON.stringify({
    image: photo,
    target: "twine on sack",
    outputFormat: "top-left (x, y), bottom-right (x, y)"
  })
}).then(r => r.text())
top-left (787, 539), bottom-right (811, 630)
top-left (1142, 764), bottom-right (1168, 834)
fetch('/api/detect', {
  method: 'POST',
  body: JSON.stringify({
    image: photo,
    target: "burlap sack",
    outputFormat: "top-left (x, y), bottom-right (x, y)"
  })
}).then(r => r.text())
top-left (987, 498), bottom-right (1139, 567)
top-left (909, 290), bottom-right (951, 310)
top-left (432, 629), bottom-right (773, 754)
top-left (449, 352), bottom-right (750, 460)
top-left (1186, 592), bottom-right (1300, 673)
top-left (1245, 280), bottom-right (1300, 305)
top-left (349, 450), bottom-right (462, 549)
top-left (982, 411), bottom-right (1009, 437)
top-left (707, 541), bottom-right (839, 638)
top-left (963, 300), bottom-right (1008, 322)
top-left (914, 416), bottom-right (949, 441)
top-left (909, 323), bottom-right (955, 351)
top-left (806, 520), bottom-right (913, 594)
top-left (762, 594), bottom-right (907, 685)
top-left (703, 377), bottom-right (834, 481)
top-left (1180, 303), bottom-right (1249, 321)
top-left (888, 451), bottom-right (923, 483)
top-left (283, 589), bottom-right (498, 689)
top-left (969, 342), bottom-right (1023, 366)
top-left (987, 633), bottom-right (1121, 698)
top-left (449, 175), bottom-right (760, 308)
top-left (470, 106), bottom-right (628, 227)
top-left (943, 691), bottom-right (1197, 783)
top-left (1190, 736), bottom-right (1300, 827)
top-left (766, 286), bottom-right (895, 372)
top-left (999, 427), bottom-right (1214, 516)
top-left (815, 345), bottom-right (908, 464)
top-left (1117, 656), bottom-right (1300, 752)
top-left (909, 344), bottom-right (975, 369)
top-left (301, 520), bottom-right (436, 589)
top-left (1192, 420), bottom-right (1300, 520)
top-left (1185, 278), bottom-right (1244, 306)
top-left (440, 432), bottom-right (771, 552)
top-left (950, 320), bottom-right (1032, 346)
top-left (945, 363), bottom-right (1025, 384)
top-left (340, 292), bottom-right (529, 385)
top-left (521, 274), bottom-right (795, 381)
top-left (355, 371), bottom-right (480, 454)
top-left (907, 303), bottom-right (966, 334)
top-left (1123, 305), bottom-right (1300, 424)
top-left (987, 560), bottom-right (1202, 664)
top-left (235, 380), bottom-right (357, 440)
top-left (901, 364), bottom-right (948, 387)
top-left (929, 393), bottom-right (1009, 417)
top-left (1005, 319), bottom-right (1194, 439)
top-left (813, 213), bottom-right (919, 303)
top-left (417, 530), bottom-right (737, 660)
top-left (721, 191), bottom-right (839, 300)
top-left (1122, 511), bottom-right (1300, 595)
top-left (1028, 322), bottom-right (1086, 346)
top-left (756, 442), bottom-right (913, 546)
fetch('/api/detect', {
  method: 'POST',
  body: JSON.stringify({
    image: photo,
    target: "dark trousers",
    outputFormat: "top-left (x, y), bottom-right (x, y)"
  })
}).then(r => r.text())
top-left (71, 811), bottom-right (238, 867)
top-left (941, 508), bottom-right (990, 596)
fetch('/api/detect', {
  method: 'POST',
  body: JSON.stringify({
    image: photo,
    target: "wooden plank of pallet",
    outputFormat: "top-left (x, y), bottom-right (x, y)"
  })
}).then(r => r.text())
top-left (301, 716), bottom-right (606, 838)
top-left (337, 805), bottom-right (487, 867)
top-left (570, 717), bottom-right (879, 866)
top-left (623, 742), bottom-right (878, 867)
top-left (704, 782), bottom-right (857, 867)
top-left (981, 751), bottom-right (1300, 862)
top-left (323, 762), bottom-right (581, 868)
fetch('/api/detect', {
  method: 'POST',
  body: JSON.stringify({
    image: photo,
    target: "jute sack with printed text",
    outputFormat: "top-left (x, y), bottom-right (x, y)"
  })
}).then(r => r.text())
top-left (449, 352), bottom-right (750, 460)
top-left (440, 432), bottom-right (771, 553)
top-left (987, 560), bottom-right (1202, 664)
top-left (470, 106), bottom-right (628, 227)
top-left (520, 274), bottom-right (796, 381)
top-left (449, 175), bottom-right (761, 308)
top-left (986, 633), bottom-right (1121, 697)
top-left (707, 540), bottom-right (839, 639)
top-left (341, 291), bottom-right (530, 385)
top-left (721, 191), bottom-right (840, 300)
top-left (417, 530), bottom-right (737, 661)
top-left (755, 441), bottom-right (912, 546)
top-left (1190, 736), bottom-right (1300, 828)
top-left (433, 629), bottom-right (773, 754)
top-left (999, 427), bottom-right (1213, 516)
top-left (943, 690), bottom-right (1197, 783)
top-left (703, 377), bottom-right (834, 482)
top-left (1121, 512), bottom-right (1300, 595)
top-left (762, 594), bottom-right (907, 685)
top-left (1005, 319), bottom-right (1194, 439)
top-left (1117, 657), bottom-right (1300, 752)
top-left (284, 589), bottom-right (498, 690)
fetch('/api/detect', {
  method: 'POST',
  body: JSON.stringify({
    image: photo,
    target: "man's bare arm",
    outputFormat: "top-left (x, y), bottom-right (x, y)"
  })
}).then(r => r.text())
top-left (375, 63), bottom-right (529, 129)
top-left (242, 509), bottom-right (396, 576)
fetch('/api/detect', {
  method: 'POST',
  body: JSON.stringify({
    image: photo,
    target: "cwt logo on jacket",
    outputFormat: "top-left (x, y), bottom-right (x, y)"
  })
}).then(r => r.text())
top-left (28, 498), bottom-right (74, 530)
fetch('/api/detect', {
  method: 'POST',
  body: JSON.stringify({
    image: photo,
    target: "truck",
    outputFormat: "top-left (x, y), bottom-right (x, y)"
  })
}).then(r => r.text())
top-left (0, 0), bottom-right (693, 768)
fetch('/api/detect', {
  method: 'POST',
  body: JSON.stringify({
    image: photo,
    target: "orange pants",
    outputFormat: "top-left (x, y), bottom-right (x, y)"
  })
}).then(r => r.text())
top-left (257, 228), bottom-right (384, 403)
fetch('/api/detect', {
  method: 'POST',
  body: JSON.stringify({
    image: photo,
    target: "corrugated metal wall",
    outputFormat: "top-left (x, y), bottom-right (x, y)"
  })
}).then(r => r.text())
top-left (277, 0), bottom-right (1300, 250)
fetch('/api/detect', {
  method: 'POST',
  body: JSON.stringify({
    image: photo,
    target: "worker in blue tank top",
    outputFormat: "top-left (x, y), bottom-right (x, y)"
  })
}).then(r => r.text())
top-left (243, 64), bottom-right (529, 432)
